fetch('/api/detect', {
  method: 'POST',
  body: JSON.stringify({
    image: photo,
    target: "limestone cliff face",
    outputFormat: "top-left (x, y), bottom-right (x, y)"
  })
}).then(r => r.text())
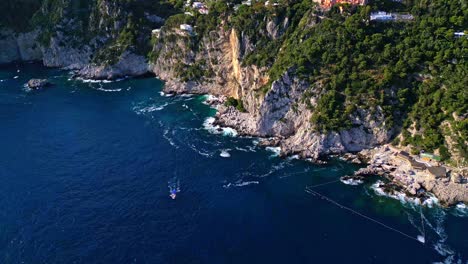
top-left (0, 29), bottom-right (42, 64)
top-left (152, 27), bottom-right (267, 99)
top-left (0, 0), bottom-right (159, 79)
top-left (151, 18), bottom-right (394, 160)
top-left (78, 52), bottom-right (149, 79)
top-left (0, 3), bottom-right (396, 160)
top-left (217, 70), bottom-right (393, 160)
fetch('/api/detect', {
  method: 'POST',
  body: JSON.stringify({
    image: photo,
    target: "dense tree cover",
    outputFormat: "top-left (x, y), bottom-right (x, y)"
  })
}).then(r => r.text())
top-left (1, 0), bottom-right (465, 162)
top-left (231, 0), bottom-right (315, 67)
top-left (250, 0), bottom-right (466, 162)
top-left (154, 0), bottom-right (466, 162)
top-left (0, 0), bottom-right (43, 31)
top-left (3, 0), bottom-right (178, 65)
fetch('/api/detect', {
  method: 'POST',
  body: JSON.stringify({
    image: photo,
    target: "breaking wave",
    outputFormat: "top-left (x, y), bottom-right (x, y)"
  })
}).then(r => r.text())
top-left (371, 181), bottom-right (415, 204)
top-left (159, 91), bottom-right (174, 97)
top-left (202, 117), bottom-right (238, 137)
top-left (452, 203), bottom-right (468, 217)
top-left (133, 102), bottom-right (168, 115)
top-left (93, 87), bottom-right (123, 92)
top-left (187, 143), bottom-right (212, 157)
top-left (77, 77), bottom-right (127, 83)
top-left (220, 149), bottom-right (231, 158)
top-left (341, 178), bottom-right (364, 186)
top-left (265, 146), bottom-right (281, 157)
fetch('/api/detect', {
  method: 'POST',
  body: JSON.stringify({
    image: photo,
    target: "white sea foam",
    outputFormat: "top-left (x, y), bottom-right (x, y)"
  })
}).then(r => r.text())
top-left (371, 180), bottom-right (443, 208)
top-left (78, 77), bottom-right (126, 83)
top-left (94, 87), bottom-right (123, 92)
top-left (235, 145), bottom-right (256, 152)
top-left (220, 150), bottom-right (231, 158)
top-left (257, 161), bottom-right (288, 178)
top-left (341, 178), bottom-right (364, 186)
top-left (159, 91), bottom-right (174, 97)
top-left (203, 117), bottom-right (238, 137)
top-left (202, 94), bottom-right (218, 105)
top-left (203, 117), bottom-right (216, 130)
top-left (223, 181), bottom-right (259, 188)
top-left (162, 129), bottom-right (178, 149)
top-left (453, 203), bottom-right (468, 217)
top-left (434, 242), bottom-right (455, 257)
top-left (222, 127), bottom-right (238, 137)
top-left (133, 103), bottom-right (168, 115)
top-left (371, 181), bottom-right (416, 205)
top-left (266, 146), bottom-right (281, 157)
top-left (422, 195), bottom-right (439, 208)
top-left (287, 155), bottom-right (300, 160)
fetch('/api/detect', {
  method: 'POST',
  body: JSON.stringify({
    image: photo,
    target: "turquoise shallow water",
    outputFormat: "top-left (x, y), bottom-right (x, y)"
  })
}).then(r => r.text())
top-left (0, 63), bottom-right (466, 263)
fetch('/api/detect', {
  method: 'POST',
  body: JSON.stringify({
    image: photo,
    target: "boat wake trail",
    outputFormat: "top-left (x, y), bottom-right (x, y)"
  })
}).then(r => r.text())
top-left (223, 181), bottom-right (259, 189)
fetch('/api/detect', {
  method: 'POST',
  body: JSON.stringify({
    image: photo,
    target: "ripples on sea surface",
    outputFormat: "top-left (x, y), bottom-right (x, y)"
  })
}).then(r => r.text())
top-left (0, 64), bottom-right (466, 263)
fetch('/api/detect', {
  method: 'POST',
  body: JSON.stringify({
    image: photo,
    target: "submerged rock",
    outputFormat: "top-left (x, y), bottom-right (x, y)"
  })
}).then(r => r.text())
top-left (27, 79), bottom-right (52, 89)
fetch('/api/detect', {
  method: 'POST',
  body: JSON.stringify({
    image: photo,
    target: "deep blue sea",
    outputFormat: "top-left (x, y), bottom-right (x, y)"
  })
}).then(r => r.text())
top-left (0, 64), bottom-right (466, 264)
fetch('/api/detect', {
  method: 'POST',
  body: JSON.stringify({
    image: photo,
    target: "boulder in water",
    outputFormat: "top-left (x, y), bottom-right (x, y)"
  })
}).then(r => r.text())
top-left (27, 79), bottom-right (51, 89)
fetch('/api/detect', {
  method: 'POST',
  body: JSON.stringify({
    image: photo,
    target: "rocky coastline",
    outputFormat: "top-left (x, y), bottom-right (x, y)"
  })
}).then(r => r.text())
top-left (203, 95), bottom-right (468, 207)
top-left (347, 146), bottom-right (467, 206)
top-left (0, 0), bottom-right (465, 208)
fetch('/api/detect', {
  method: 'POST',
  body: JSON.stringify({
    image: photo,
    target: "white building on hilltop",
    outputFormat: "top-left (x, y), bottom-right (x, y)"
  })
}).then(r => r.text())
top-left (370, 11), bottom-right (414, 22)
top-left (370, 11), bottom-right (393, 21)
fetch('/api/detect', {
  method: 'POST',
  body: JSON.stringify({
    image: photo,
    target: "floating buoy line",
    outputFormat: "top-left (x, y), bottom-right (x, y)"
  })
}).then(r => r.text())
top-left (305, 180), bottom-right (427, 244)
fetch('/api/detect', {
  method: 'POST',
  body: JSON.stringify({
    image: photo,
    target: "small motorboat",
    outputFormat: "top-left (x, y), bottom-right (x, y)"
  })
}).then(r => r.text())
top-left (168, 179), bottom-right (180, 200)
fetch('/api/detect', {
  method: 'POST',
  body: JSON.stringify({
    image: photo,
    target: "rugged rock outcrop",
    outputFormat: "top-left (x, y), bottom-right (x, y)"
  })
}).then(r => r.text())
top-left (2, 0), bottom-right (461, 167)
top-left (78, 52), bottom-right (149, 79)
top-left (0, 29), bottom-right (42, 64)
top-left (149, 16), bottom-right (397, 161)
top-left (27, 79), bottom-right (52, 89)
top-left (0, 0), bottom-right (162, 79)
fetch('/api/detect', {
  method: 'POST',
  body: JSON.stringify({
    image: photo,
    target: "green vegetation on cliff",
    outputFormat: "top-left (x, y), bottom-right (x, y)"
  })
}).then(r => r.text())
top-left (149, 0), bottom-right (465, 162)
top-left (0, 0), bottom-right (42, 31)
top-left (1, 0), bottom-right (465, 163)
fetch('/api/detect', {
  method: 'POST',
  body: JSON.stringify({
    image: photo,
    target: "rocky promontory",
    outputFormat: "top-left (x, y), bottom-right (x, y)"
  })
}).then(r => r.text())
top-left (352, 145), bottom-right (467, 206)
top-left (27, 79), bottom-right (51, 89)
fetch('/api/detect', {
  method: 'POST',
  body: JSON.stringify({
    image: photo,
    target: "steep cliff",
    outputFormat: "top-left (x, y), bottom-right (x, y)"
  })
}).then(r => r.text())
top-left (148, 6), bottom-right (398, 161)
top-left (148, 0), bottom-right (465, 164)
top-left (0, 0), bottom-right (465, 165)
top-left (0, 0), bottom-right (176, 78)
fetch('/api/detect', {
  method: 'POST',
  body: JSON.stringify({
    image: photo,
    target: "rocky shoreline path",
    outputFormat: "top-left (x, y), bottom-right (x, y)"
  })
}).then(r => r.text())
top-left (352, 146), bottom-right (467, 206)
